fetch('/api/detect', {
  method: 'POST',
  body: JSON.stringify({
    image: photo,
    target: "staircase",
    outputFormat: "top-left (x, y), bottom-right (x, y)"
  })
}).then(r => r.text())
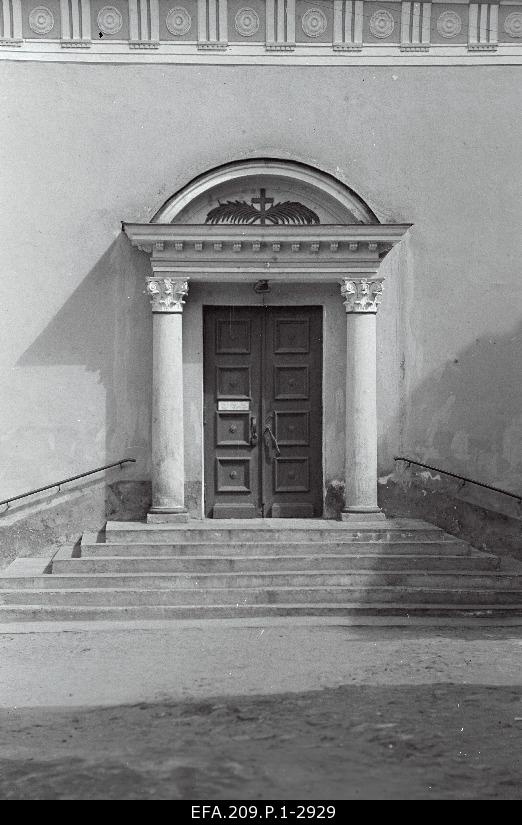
top-left (1, 518), bottom-right (521, 623)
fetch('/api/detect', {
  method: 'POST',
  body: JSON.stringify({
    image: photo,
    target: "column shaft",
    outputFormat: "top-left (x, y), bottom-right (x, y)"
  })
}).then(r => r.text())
top-left (150, 311), bottom-right (185, 514)
top-left (344, 312), bottom-right (380, 514)
top-left (341, 277), bottom-right (385, 522)
top-left (146, 277), bottom-right (189, 523)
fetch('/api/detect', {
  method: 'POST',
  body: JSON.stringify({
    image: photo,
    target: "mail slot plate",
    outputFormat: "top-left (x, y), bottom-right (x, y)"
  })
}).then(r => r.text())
top-left (218, 400), bottom-right (250, 412)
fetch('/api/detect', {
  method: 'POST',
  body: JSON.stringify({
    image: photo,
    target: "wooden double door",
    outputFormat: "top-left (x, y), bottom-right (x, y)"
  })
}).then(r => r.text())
top-left (204, 306), bottom-right (323, 518)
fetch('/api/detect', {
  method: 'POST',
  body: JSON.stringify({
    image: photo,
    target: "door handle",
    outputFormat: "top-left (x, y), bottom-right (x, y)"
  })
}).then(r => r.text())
top-left (250, 415), bottom-right (258, 447)
top-left (263, 415), bottom-right (281, 457)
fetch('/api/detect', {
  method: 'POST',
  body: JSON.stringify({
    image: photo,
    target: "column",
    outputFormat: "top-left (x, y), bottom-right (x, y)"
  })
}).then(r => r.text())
top-left (340, 278), bottom-right (386, 522)
top-left (146, 276), bottom-right (189, 523)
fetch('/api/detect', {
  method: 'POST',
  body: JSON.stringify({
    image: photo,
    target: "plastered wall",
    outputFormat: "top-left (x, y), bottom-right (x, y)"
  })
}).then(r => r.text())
top-left (0, 62), bottom-right (520, 508)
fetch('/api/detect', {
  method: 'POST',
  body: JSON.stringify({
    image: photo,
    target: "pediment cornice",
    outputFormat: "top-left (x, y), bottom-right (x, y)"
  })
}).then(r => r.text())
top-left (124, 222), bottom-right (411, 282)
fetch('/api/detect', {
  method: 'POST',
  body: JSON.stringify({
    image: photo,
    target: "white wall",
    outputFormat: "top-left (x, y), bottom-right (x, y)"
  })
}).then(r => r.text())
top-left (0, 62), bottom-right (520, 504)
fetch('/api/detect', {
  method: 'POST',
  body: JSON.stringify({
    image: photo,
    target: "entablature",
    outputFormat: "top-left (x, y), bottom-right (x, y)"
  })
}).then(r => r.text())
top-left (124, 222), bottom-right (411, 281)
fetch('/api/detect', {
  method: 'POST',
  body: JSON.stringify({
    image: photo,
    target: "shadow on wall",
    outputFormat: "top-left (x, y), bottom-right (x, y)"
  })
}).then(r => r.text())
top-left (377, 320), bottom-right (522, 559)
top-left (15, 233), bottom-right (153, 527)
top-left (402, 321), bottom-right (522, 489)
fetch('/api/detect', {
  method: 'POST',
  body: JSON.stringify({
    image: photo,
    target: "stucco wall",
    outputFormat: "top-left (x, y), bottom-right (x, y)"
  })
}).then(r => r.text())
top-left (0, 63), bottom-right (520, 512)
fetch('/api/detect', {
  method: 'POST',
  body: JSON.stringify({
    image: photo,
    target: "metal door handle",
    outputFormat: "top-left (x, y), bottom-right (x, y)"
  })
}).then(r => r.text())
top-left (250, 415), bottom-right (258, 446)
top-left (263, 422), bottom-right (281, 457)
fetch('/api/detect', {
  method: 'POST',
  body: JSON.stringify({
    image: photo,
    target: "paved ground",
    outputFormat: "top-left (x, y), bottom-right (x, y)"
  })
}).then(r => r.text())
top-left (1, 621), bottom-right (522, 799)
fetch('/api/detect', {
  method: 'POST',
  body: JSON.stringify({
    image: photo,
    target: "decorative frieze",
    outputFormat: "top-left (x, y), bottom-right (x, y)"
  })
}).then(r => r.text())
top-left (341, 278), bottom-right (384, 313)
top-left (6, 0), bottom-right (522, 62)
top-left (146, 236), bottom-right (391, 256)
top-left (146, 277), bottom-right (189, 312)
top-left (401, 1), bottom-right (431, 51)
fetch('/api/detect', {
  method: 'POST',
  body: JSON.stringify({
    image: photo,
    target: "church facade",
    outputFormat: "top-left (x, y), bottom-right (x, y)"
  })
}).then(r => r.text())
top-left (1, 1), bottom-right (521, 540)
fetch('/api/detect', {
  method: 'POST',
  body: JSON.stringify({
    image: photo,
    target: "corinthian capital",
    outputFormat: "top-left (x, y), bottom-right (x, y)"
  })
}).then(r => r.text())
top-left (341, 278), bottom-right (384, 313)
top-left (146, 277), bottom-right (189, 313)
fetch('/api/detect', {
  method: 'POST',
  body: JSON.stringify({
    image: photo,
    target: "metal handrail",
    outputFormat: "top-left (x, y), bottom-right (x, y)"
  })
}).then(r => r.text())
top-left (0, 459), bottom-right (136, 513)
top-left (394, 456), bottom-right (521, 504)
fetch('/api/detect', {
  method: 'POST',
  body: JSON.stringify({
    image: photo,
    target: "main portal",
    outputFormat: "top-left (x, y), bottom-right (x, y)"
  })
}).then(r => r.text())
top-left (203, 306), bottom-right (323, 518)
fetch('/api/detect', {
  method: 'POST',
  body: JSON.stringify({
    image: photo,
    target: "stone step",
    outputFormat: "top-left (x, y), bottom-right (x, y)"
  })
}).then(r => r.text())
top-left (53, 553), bottom-right (499, 575)
top-left (78, 549), bottom-right (476, 571)
top-left (1, 603), bottom-right (522, 623)
top-left (104, 525), bottom-right (449, 545)
top-left (2, 569), bottom-right (518, 590)
top-left (2, 569), bottom-right (520, 591)
top-left (2, 585), bottom-right (522, 606)
top-left (81, 540), bottom-right (473, 558)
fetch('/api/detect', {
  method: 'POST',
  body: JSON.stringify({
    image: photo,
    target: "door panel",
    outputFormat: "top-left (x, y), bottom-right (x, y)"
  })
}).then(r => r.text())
top-left (204, 308), bottom-right (262, 519)
top-left (204, 306), bottom-right (322, 518)
top-left (274, 411), bottom-right (309, 446)
top-left (216, 366), bottom-right (251, 399)
top-left (262, 308), bottom-right (322, 518)
top-left (274, 318), bottom-right (310, 353)
top-left (274, 365), bottom-right (309, 400)
top-left (215, 411), bottom-right (251, 446)
top-left (215, 318), bottom-right (252, 353)
top-left (216, 457), bottom-right (252, 494)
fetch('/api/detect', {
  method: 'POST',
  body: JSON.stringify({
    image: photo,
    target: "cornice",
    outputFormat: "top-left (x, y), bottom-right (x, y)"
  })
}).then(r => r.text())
top-left (124, 222), bottom-right (411, 282)
top-left (124, 223), bottom-right (411, 254)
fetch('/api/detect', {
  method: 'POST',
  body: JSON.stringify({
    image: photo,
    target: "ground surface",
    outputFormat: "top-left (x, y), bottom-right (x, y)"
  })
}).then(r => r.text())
top-left (1, 623), bottom-right (522, 799)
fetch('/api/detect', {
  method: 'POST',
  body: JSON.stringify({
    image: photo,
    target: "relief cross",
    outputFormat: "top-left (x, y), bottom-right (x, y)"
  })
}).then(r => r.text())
top-left (251, 189), bottom-right (274, 225)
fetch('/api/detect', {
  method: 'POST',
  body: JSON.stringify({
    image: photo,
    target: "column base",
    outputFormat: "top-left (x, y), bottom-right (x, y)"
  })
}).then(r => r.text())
top-left (147, 509), bottom-right (189, 524)
top-left (341, 509), bottom-right (387, 523)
